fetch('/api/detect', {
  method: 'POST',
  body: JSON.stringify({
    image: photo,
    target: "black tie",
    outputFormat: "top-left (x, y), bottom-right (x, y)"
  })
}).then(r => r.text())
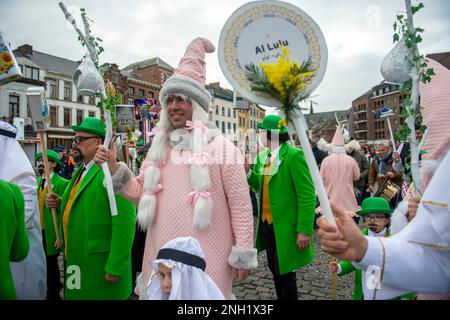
top-left (74, 167), bottom-right (86, 185)
top-left (40, 178), bottom-right (46, 190)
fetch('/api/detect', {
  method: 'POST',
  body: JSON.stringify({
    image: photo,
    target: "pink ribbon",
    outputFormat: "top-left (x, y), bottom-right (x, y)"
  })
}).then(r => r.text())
top-left (143, 160), bottom-right (166, 171)
top-left (143, 184), bottom-right (163, 196)
top-left (188, 190), bottom-right (211, 205)
top-left (150, 127), bottom-right (168, 136)
top-left (185, 120), bottom-right (208, 134)
top-left (187, 152), bottom-right (209, 166)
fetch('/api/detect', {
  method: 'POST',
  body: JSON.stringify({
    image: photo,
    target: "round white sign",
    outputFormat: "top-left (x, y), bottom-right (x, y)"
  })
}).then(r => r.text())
top-left (218, 0), bottom-right (328, 108)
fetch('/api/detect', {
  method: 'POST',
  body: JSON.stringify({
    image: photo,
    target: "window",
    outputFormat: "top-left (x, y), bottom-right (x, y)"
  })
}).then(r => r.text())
top-left (233, 109), bottom-right (236, 118)
top-left (233, 123), bottom-right (236, 132)
top-left (128, 98), bottom-right (134, 105)
top-left (128, 87), bottom-right (135, 95)
top-left (9, 95), bottom-right (20, 118)
top-left (88, 111), bottom-right (96, 118)
top-left (25, 66), bottom-right (39, 80)
top-left (89, 96), bottom-right (95, 105)
top-left (76, 109), bottom-right (83, 125)
top-left (64, 82), bottom-right (71, 101)
top-left (112, 72), bottom-right (119, 84)
top-left (50, 106), bottom-right (58, 126)
top-left (228, 108), bottom-right (231, 118)
top-left (222, 107), bottom-right (225, 117)
top-left (139, 89), bottom-right (145, 97)
top-left (215, 106), bottom-right (219, 115)
top-left (215, 120), bottom-right (219, 129)
top-left (64, 108), bottom-right (71, 127)
top-left (148, 92), bottom-right (154, 98)
top-left (78, 95), bottom-right (84, 103)
top-left (227, 122), bottom-right (231, 131)
top-left (48, 78), bottom-right (57, 99)
top-left (222, 121), bottom-right (225, 134)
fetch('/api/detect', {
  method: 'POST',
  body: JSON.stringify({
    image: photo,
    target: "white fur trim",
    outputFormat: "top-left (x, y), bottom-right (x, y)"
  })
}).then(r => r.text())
top-left (317, 138), bottom-right (331, 154)
top-left (160, 76), bottom-right (211, 112)
top-left (331, 146), bottom-right (346, 154)
top-left (111, 162), bottom-right (134, 193)
top-left (228, 246), bottom-right (258, 269)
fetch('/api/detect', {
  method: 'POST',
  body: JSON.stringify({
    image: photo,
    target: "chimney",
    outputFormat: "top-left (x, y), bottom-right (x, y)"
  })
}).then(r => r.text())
top-left (17, 44), bottom-right (33, 56)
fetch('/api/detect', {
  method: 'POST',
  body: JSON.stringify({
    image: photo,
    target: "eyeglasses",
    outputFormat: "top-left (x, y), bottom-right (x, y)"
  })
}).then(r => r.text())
top-left (71, 136), bottom-right (98, 145)
top-left (364, 215), bottom-right (387, 222)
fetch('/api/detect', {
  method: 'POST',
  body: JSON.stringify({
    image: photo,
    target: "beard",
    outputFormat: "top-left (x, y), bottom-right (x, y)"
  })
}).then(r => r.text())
top-left (38, 166), bottom-right (44, 176)
top-left (73, 148), bottom-right (85, 163)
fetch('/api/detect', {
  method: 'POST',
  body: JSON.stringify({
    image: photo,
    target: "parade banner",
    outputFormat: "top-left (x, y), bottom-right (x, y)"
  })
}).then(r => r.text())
top-left (218, 0), bottom-right (334, 226)
top-left (218, 0), bottom-right (327, 108)
top-left (115, 104), bottom-right (136, 135)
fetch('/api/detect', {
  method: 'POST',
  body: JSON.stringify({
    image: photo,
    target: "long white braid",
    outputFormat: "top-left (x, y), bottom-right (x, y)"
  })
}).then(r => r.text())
top-left (137, 95), bottom-right (213, 231)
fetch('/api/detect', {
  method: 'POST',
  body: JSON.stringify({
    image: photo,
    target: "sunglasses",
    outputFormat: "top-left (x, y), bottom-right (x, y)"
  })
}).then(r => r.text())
top-left (71, 136), bottom-right (98, 145)
top-left (363, 215), bottom-right (387, 222)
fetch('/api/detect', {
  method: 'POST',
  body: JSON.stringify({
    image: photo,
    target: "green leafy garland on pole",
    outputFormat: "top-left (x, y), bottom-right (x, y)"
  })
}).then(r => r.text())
top-left (392, 1), bottom-right (434, 191)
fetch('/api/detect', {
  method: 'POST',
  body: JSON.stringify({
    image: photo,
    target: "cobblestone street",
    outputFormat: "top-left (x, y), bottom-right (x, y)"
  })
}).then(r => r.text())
top-left (232, 230), bottom-right (355, 300)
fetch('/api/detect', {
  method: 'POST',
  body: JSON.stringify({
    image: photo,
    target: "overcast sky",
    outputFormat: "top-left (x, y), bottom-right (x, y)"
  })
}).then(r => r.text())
top-left (1, 0), bottom-right (449, 113)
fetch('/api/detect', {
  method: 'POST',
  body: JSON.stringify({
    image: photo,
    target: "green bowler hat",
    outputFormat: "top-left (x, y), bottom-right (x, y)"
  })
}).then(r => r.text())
top-left (36, 149), bottom-right (61, 164)
top-left (357, 197), bottom-right (392, 217)
top-left (257, 115), bottom-right (288, 134)
top-left (72, 117), bottom-right (106, 137)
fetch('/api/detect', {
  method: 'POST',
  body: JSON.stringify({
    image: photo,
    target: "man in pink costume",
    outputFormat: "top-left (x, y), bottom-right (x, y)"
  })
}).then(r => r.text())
top-left (95, 37), bottom-right (257, 299)
top-left (320, 125), bottom-right (360, 218)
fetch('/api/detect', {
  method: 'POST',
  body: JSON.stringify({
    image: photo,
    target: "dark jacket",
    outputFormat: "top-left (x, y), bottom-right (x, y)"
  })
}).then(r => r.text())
top-left (348, 150), bottom-right (369, 190)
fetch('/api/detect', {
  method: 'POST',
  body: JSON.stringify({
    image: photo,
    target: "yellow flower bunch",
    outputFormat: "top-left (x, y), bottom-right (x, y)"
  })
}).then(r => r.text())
top-left (245, 46), bottom-right (316, 119)
top-left (277, 118), bottom-right (287, 129)
top-left (0, 49), bottom-right (14, 75)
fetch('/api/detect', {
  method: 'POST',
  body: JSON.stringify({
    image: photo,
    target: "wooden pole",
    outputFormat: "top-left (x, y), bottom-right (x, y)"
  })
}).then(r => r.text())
top-left (39, 132), bottom-right (62, 249)
top-left (330, 256), bottom-right (337, 300)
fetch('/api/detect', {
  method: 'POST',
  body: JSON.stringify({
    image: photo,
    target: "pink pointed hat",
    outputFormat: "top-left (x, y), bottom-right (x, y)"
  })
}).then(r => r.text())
top-left (419, 59), bottom-right (450, 161)
top-left (159, 37), bottom-right (215, 112)
top-left (331, 125), bottom-right (345, 146)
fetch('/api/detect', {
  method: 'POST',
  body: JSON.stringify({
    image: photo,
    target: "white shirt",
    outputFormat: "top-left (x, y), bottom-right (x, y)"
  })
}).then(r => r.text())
top-left (353, 148), bottom-right (450, 299)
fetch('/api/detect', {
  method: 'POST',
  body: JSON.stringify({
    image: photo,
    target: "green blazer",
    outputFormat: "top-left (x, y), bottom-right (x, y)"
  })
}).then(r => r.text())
top-left (60, 164), bottom-right (136, 300)
top-left (37, 173), bottom-right (69, 256)
top-left (248, 143), bottom-right (316, 274)
top-left (338, 228), bottom-right (414, 300)
top-left (0, 180), bottom-right (30, 300)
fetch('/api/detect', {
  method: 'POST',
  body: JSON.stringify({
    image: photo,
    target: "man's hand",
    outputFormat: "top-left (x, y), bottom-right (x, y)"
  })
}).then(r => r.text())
top-left (317, 202), bottom-right (368, 262)
top-left (393, 152), bottom-right (400, 162)
top-left (367, 185), bottom-right (374, 193)
top-left (46, 193), bottom-right (61, 209)
top-left (296, 233), bottom-right (310, 250)
top-left (105, 272), bottom-right (119, 283)
top-left (94, 138), bottom-right (119, 174)
top-left (407, 196), bottom-right (421, 222)
top-left (387, 171), bottom-right (395, 179)
top-left (232, 268), bottom-right (250, 281)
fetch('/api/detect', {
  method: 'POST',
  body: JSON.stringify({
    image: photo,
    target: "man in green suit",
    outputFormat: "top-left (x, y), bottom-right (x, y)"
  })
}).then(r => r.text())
top-left (247, 115), bottom-right (316, 300)
top-left (330, 197), bottom-right (414, 300)
top-left (46, 117), bottom-right (136, 299)
top-left (36, 149), bottom-right (69, 300)
top-left (0, 179), bottom-right (29, 299)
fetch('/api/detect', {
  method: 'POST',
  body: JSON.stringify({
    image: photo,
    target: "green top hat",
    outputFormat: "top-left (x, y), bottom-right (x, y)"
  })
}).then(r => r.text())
top-left (72, 117), bottom-right (106, 137)
top-left (257, 115), bottom-right (288, 135)
top-left (357, 197), bottom-right (392, 217)
top-left (35, 149), bottom-right (61, 165)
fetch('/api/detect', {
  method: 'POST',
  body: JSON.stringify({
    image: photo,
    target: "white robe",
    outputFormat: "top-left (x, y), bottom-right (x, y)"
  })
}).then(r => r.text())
top-left (0, 123), bottom-right (47, 299)
top-left (354, 149), bottom-right (450, 299)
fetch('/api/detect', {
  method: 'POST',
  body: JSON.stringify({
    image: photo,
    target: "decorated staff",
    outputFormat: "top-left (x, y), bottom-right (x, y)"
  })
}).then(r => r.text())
top-left (219, 0), bottom-right (337, 299)
top-left (0, 31), bottom-right (23, 85)
top-left (27, 87), bottom-right (62, 249)
top-left (218, 1), bottom-right (333, 226)
top-left (59, 2), bottom-right (120, 215)
top-left (373, 107), bottom-right (397, 153)
top-left (380, 0), bottom-right (434, 195)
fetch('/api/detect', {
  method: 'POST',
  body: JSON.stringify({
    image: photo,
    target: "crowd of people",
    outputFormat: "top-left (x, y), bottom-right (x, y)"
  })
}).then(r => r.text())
top-left (1, 38), bottom-right (448, 301)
